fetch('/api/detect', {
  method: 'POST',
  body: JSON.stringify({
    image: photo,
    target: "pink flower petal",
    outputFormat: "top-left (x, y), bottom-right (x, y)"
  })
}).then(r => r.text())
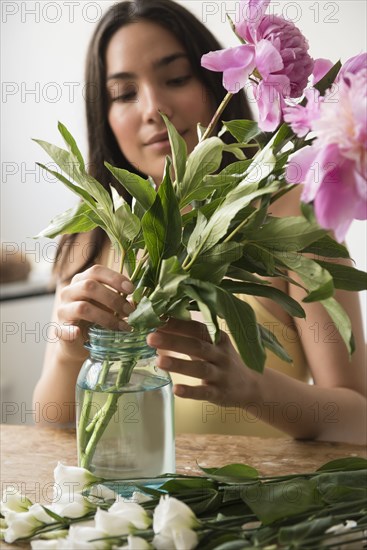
top-left (338, 53), bottom-right (367, 80)
top-left (314, 159), bottom-right (362, 242)
top-left (256, 80), bottom-right (282, 131)
top-left (312, 58), bottom-right (334, 85)
top-left (237, 0), bottom-right (271, 43)
top-left (201, 45), bottom-right (255, 71)
top-left (303, 143), bottom-right (341, 203)
top-left (255, 39), bottom-right (284, 79)
top-left (223, 67), bottom-right (253, 92)
top-left (286, 146), bottom-right (319, 186)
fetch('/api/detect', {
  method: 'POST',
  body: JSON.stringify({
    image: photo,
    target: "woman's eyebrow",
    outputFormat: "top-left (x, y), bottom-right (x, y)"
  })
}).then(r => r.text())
top-left (107, 53), bottom-right (188, 81)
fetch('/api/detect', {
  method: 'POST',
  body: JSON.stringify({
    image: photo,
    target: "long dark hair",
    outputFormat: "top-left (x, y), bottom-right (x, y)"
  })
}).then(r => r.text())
top-left (55, 0), bottom-right (252, 279)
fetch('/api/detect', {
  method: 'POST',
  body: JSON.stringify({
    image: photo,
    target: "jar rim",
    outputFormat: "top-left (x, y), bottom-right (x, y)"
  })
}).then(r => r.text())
top-left (85, 325), bottom-right (156, 359)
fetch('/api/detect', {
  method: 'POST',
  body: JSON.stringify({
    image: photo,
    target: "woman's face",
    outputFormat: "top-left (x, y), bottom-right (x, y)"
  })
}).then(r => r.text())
top-left (106, 21), bottom-right (214, 183)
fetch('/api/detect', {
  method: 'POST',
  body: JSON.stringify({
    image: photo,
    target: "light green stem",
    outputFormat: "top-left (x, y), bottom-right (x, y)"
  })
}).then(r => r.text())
top-left (200, 92), bottom-right (233, 142)
top-left (77, 389), bottom-right (94, 454)
top-left (79, 359), bottom-right (137, 470)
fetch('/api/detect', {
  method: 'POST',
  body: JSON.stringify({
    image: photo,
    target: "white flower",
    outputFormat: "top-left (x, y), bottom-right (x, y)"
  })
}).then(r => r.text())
top-left (53, 463), bottom-right (101, 498)
top-left (87, 484), bottom-right (117, 502)
top-left (325, 519), bottom-right (357, 534)
top-left (114, 535), bottom-right (152, 549)
top-left (4, 510), bottom-right (43, 543)
top-left (1, 486), bottom-right (32, 514)
top-left (51, 493), bottom-right (96, 519)
top-left (153, 496), bottom-right (200, 534)
top-left (108, 501), bottom-right (152, 530)
top-left (31, 539), bottom-right (60, 549)
top-left (130, 491), bottom-right (153, 504)
top-left (57, 525), bottom-right (109, 550)
top-left (153, 527), bottom-right (198, 550)
top-left (28, 504), bottom-right (56, 524)
top-left (94, 508), bottom-right (132, 537)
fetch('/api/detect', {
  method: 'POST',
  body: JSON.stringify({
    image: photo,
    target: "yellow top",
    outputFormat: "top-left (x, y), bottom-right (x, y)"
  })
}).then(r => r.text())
top-left (106, 248), bottom-right (309, 437)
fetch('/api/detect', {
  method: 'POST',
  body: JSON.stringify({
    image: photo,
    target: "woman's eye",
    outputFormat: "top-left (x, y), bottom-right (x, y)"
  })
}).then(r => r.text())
top-left (112, 91), bottom-right (137, 103)
top-left (167, 75), bottom-right (191, 86)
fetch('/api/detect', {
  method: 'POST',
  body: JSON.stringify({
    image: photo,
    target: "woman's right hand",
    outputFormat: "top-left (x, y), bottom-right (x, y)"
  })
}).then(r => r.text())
top-left (55, 264), bottom-right (135, 359)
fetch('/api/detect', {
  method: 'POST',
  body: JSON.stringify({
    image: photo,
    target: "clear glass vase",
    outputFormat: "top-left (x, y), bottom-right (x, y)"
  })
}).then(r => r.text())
top-left (76, 326), bottom-right (175, 479)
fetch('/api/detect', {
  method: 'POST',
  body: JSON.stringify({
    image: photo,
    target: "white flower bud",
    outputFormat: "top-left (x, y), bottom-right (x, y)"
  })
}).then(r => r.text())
top-left (1, 486), bottom-right (32, 514)
top-left (108, 501), bottom-right (151, 530)
top-left (51, 493), bottom-right (95, 519)
top-left (153, 496), bottom-right (199, 534)
top-left (53, 463), bottom-right (101, 498)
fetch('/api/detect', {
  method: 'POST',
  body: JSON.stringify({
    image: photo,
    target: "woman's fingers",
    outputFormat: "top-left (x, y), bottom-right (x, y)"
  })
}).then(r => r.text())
top-left (158, 317), bottom-right (213, 342)
top-left (72, 264), bottom-right (135, 294)
top-left (61, 279), bottom-right (134, 318)
top-left (173, 383), bottom-right (216, 402)
top-left (156, 354), bottom-right (217, 382)
top-left (147, 330), bottom-right (221, 364)
top-left (57, 264), bottom-right (135, 332)
top-left (59, 300), bottom-right (130, 331)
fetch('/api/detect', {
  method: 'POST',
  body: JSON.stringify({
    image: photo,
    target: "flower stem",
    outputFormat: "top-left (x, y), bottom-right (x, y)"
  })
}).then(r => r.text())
top-left (200, 92), bottom-right (233, 142)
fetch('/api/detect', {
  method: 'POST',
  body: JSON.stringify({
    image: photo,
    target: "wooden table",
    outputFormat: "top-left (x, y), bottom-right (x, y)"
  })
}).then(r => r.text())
top-left (1, 424), bottom-right (366, 548)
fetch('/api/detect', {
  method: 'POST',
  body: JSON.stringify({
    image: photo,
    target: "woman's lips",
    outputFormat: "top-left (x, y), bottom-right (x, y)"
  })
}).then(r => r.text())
top-left (144, 130), bottom-right (188, 151)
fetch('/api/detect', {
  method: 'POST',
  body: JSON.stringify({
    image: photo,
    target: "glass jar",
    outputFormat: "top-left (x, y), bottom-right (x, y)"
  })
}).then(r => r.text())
top-left (76, 326), bottom-right (175, 479)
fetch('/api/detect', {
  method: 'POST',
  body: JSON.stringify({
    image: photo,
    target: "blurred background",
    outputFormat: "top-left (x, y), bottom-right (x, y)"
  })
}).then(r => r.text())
top-left (1, 0), bottom-right (366, 424)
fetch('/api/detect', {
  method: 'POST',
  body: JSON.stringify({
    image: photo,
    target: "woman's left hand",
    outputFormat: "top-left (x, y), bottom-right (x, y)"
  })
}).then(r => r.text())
top-left (147, 318), bottom-right (258, 407)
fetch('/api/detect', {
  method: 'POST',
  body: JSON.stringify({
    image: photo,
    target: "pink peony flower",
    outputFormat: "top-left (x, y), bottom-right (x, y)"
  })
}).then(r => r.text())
top-left (283, 88), bottom-right (322, 137)
top-left (286, 68), bottom-right (367, 241)
top-left (201, 0), bottom-right (313, 131)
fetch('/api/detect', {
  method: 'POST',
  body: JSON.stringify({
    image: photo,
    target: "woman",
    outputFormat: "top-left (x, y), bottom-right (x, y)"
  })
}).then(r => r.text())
top-left (33, 0), bottom-right (366, 443)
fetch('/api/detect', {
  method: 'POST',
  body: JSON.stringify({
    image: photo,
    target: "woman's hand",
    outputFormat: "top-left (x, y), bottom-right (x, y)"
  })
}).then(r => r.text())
top-left (147, 318), bottom-right (259, 408)
top-left (55, 264), bottom-right (135, 359)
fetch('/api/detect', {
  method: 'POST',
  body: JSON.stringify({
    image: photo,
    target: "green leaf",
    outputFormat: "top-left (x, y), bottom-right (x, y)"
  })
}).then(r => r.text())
top-left (160, 478), bottom-right (216, 492)
top-left (316, 470), bottom-right (367, 502)
top-left (183, 279), bottom-right (220, 343)
top-left (216, 288), bottom-right (266, 373)
top-left (317, 457), bottom-right (367, 472)
top-left (258, 325), bottom-right (293, 363)
top-left (273, 123), bottom-right (294, 151)
top-left (128, 296), bottom-right (163, 329)
top-left (275, 252), bottom-right (334, 302)
top-left (180, 137), bottom-right (224, 207)
top-left (36, 163), bottom-right (96, 206)
top-left (105, 163), bottom-right (156, 211)
top-left (314, 60), bottom-right (342, 96)
top-left (194, 182), bottom-right (279, 256)
top-left (220, 280), bottom-right (305, 318)
top-left (57, 121), bottom-right (85, 170)
top-left (160, 112), bottom-right (187, 183)
top-left (245, 216), bottom-right (326, 252)
top-left (141, 159), bottom-right (182, 281)
top-left (199, 463), bottom-right (259, 482)
top-left (190, 243), bottom-right (244, 284)
top-left (34, 141), bottom-right (84, 185)
top-left (241, 478), bottom-right (323, 524)
top-left (302, 235), bottom-right (350, 259)
top-left (320, 297), bottom-right (355, 355)
top-left (114, 203), bottom-right (141, 246)
top-left (226, 266), bottom-right (270, 285)
top-left (316, 261), bottom-right (367, 291)
top-left (222, 120), bottom-right (261, 143)
top-left (35, 202), bottom-right (98, 239)
top-left (35, 137), bottom-right (112, 213)
top-left (278, 517), bottom-right (335, 545)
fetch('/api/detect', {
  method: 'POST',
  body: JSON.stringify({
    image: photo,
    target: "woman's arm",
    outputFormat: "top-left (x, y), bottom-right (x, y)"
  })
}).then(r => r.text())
top-left (33, 263), bottom-right (135, 426)
top-left (147, 310), bottom-right (366, 444)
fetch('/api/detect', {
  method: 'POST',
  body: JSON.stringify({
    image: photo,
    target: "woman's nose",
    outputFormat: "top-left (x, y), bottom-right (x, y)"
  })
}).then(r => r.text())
top-left (139, 84), bottom-right (173, 123)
